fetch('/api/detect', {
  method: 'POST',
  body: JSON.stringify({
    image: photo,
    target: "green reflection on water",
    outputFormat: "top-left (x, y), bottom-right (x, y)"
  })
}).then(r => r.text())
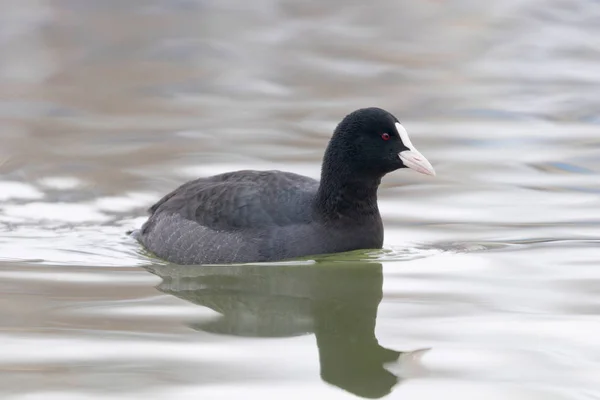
top-left (145, 260), bottom-right (420, 398)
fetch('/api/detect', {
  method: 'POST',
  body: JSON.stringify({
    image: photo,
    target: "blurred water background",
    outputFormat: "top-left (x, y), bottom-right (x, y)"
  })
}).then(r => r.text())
top-left (1, 0), bottom-right (600, 399)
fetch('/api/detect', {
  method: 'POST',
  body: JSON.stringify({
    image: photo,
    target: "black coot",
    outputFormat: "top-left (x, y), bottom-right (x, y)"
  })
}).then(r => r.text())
top-left (133, 107), bottom-right (435, 264)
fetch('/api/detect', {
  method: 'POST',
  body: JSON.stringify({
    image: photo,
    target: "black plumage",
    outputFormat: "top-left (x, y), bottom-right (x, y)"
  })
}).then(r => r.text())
top-left (133, 107), bottom-right (435, 264)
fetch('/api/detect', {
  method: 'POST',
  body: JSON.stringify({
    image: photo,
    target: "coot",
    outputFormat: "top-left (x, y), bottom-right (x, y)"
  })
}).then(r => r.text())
top-left (133, 107), bottom-right (435, 264)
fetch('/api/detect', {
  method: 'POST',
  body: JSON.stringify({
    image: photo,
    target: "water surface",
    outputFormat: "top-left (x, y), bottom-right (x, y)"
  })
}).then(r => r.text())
top-left (1, 0), bottom-right (600, 399)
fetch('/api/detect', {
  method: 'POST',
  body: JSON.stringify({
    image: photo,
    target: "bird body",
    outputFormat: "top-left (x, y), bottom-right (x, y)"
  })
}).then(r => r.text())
top-left (134, 108), bottom-right (435, 264)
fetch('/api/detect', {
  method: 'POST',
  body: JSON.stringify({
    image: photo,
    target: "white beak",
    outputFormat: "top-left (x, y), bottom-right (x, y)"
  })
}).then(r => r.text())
top-left (395, 122), bottom-right (435, 176)
top-left (399, 150), bottom-right (436, 176)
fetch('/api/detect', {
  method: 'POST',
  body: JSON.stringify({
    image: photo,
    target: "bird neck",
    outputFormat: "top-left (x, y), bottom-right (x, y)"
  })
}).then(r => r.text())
top-left (314, 164), bottom-right (381, 221)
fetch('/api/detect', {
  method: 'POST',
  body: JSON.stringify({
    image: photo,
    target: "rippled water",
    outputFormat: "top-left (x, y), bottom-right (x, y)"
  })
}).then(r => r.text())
top-left (1, 0), bottom-right (600, 399)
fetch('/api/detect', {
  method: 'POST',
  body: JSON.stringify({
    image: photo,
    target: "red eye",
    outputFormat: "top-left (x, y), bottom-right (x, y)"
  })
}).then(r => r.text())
top-left (381, 133), bottom-right (390, 141)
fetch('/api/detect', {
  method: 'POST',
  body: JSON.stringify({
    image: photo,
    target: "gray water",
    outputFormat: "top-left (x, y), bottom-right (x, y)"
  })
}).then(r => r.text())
top-left (1, 0), bottom-right (600, 399)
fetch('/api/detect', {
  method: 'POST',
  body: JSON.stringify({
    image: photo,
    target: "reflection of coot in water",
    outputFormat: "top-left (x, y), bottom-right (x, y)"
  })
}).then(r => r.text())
top-left (145, 261), bottom-right (416, 398)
